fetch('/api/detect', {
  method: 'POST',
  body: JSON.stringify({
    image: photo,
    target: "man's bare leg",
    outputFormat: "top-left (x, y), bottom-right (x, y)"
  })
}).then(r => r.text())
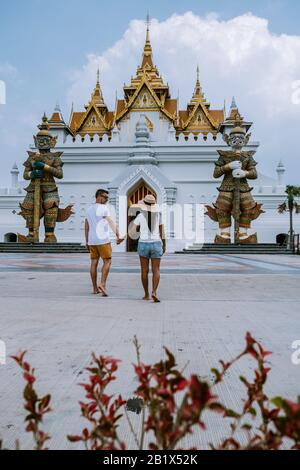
top-left (139, 256), bottom-right (150, 300)
top-left (90, 259), bottom-right (99, 294)
top-left (151, 258), bottom-right (161, 303)
top-left (98, 258), bottom-right (111, 297)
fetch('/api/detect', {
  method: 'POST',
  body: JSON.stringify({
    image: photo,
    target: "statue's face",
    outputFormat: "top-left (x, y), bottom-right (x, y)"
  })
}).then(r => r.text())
top-left (229, 132), bottom-right (245, 150)
top-left (36, 135), bottom-right (51, 150)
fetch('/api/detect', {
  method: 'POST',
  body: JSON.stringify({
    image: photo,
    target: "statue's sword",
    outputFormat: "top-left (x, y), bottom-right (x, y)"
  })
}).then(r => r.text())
top-left (233, 177), bottom-right (241, 244)
top-left (33, 153), bottom-right (41, 243)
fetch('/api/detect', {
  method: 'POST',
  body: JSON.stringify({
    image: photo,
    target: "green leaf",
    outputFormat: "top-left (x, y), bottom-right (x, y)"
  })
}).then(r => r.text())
top-left (271, 396), bottom-right (284, 408)
top-left (225, 409), bottom-right (241, 418)
top-left (241, 423), bottom-right (253, 430)
top-left (211, 368), bottom-right (221, 382)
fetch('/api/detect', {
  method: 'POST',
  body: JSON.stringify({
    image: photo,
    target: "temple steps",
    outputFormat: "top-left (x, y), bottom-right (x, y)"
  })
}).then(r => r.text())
top-left (177, 243), bottom-right (293, 255)
top-left (0, 243), bottom-right (294, 255)
top-left (0, 243), bottom-right (88, 253)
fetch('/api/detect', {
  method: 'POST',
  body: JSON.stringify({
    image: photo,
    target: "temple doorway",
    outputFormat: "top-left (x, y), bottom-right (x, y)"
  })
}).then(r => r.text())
top-left (127, 182), bottom-right (156, 252)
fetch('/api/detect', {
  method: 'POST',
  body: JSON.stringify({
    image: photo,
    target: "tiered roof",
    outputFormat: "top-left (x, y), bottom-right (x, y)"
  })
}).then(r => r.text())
top-left (50, 21), bottom-right (226, 139)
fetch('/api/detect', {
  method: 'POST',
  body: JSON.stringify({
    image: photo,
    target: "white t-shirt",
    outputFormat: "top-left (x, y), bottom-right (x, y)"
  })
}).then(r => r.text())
top-left (134, 211), bottom-right (162, 242)
top-left (86, 204), bottom-right (110, 245)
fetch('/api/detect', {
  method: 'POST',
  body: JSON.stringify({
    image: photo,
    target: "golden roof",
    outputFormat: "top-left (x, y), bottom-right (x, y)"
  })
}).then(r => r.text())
top-left (69, 112), bottom-right (85, 133)
top-left (70, 70), bottom-right (112, 135)
top-left (67, 22), bottom-right (225, 137)
top-left (176, 67), bottom-right (224, 135)
top-left (48, 105), bottom-right (66, 128)
top-left (50, 112), bottom-right (62, 122)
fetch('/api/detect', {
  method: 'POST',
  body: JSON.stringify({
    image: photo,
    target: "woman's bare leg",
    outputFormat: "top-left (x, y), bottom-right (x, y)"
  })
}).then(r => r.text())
top-left (139, 256), bottom-right (150, 300)
top-left (151, 258), bottom-right (161, 302)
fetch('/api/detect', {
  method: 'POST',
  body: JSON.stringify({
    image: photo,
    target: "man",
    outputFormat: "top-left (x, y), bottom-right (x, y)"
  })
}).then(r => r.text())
top-left (129, 195), bottom-right (166, 303)
top-left (85, 189), bottom-right (122, 296)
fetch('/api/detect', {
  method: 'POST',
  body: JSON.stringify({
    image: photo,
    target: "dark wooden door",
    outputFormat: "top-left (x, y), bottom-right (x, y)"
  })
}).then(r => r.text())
top-left (127, 183), bottom-right (156, 252)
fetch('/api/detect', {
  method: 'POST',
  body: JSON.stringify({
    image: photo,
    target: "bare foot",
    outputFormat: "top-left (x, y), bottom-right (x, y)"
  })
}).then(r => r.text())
top-left (93, 288), bottom-right (100, 295)
top-left (98, 285), bottom-right (108, 297)
top-left (143, 295), bottom-right (150, 300)
top-left (152, 293), bottom-right (160, 303)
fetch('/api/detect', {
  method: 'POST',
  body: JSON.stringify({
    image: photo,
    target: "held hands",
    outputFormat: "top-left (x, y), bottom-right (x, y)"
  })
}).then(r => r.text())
top-left (228, 160), bottom-right (242, 170)
top-left (33, 161), bottom-right (45, 170)
top-left (232, 168), bottom-right (247, 179)
top-left (116, 236), bottom-right (126, 245)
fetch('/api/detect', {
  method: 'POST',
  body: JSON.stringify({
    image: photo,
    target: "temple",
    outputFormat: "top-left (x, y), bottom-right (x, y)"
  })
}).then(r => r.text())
top-left (0, 22), bottom-right (296, 250)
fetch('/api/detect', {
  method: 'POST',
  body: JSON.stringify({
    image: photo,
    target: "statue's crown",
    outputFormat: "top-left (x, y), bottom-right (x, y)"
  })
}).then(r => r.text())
top-left (230, 116), bottom-right (246, 135)
top-left (37, 113), bottom-right (50, 137)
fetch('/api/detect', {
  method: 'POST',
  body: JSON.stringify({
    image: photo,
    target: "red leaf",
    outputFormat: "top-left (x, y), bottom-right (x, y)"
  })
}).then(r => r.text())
top-left (23, 372), bottom-right (36, 385)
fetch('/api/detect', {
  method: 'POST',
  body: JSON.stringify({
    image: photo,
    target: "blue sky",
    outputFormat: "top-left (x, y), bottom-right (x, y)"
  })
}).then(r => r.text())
top-left (0, 0), bottom-right (300, 184)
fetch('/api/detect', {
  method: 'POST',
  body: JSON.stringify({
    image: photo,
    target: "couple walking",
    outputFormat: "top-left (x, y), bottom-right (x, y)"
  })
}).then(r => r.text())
top-left (85, 189), bottom-right (166, 302)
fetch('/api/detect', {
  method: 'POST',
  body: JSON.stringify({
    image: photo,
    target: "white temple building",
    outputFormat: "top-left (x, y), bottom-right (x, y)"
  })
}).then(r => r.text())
top-left (0, 25), bottom-right (296, 251)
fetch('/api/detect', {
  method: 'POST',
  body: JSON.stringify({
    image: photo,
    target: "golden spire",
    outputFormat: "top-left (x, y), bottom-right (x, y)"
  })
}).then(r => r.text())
top-left (188, 66), bottom-right (210, 107)
top-left (146, 12), bottom-right (150, 42)
top-left (141, 13), bottom-right (154, 69)
top-left (194, 66), bottom-right (202, 97)
top-left (90, 68), bottom-right (105, 107)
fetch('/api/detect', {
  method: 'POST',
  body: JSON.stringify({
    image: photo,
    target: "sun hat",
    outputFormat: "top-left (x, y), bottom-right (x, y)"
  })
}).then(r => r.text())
top-left (139, 194), bottom-right (160, 212)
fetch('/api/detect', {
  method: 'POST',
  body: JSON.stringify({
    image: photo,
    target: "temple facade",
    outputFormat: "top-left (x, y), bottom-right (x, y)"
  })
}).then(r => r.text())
top-left (0, 24), bottom-right (296, 250)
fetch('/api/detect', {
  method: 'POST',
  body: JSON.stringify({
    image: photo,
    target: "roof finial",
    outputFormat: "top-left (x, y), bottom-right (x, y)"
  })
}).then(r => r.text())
top-left (141, 12), bottom-right (153, 69)
top-left (194, 65), bottom-right (202, 97)
top-left (90, 67), bottom-right (105, 106)
top-left (145, 12), bottom-right (151, 46)
top-left (55, 101), bottom-right (61, 112)
top-left (68, 102), bottom-right (74, 126)
top-left (146, 11), bottom-right (150, 32)
top-left (231, 96), bottom-right (237, 109)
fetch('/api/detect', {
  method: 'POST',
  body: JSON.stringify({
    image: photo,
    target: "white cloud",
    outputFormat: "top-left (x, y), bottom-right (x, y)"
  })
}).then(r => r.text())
top-left (67, 11), bottom-right (300, 180)
top-left (0, 63), bottom-right (17, 77)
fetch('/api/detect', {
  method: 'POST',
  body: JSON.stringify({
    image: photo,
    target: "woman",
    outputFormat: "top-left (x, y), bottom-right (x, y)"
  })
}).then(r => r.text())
top-left (130, 195), bottom-right (166, 303)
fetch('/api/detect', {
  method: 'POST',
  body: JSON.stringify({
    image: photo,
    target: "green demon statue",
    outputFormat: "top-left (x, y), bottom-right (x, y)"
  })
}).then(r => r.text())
top-left (18, 114), bottom-right (73, 243)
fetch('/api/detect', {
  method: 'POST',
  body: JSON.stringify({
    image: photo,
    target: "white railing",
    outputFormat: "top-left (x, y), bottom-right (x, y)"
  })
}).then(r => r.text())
top-left (63, 131), bottom-right (225, 146)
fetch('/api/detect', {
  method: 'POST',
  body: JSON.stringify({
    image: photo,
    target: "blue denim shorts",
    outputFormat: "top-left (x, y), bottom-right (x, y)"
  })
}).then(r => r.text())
top-left (138, 241), bottom-right (163, 259)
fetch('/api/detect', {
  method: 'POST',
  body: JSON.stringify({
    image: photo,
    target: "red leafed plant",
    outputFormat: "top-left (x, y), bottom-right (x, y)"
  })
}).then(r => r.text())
top-left (10, 351), bottom-right (51, 450)
top-left (67, 354), bottom-right (126, 450)
top-left (131, 336), bottom-right (223, 450)
top-left (6, 332), bottom-right (300, 450)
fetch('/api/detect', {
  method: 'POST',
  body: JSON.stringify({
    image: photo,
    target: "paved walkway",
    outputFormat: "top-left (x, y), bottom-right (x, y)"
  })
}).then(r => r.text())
top-left (1, 252), bottom-right (300, 274)
top-left (0, 253), bottom-right (299, 449)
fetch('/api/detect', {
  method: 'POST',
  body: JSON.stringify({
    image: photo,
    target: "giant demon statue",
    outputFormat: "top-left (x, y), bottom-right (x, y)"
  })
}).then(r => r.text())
top-left (206, 119), bottom-right (264, 244)
top-left (18, 114), bottom-right (73, 243)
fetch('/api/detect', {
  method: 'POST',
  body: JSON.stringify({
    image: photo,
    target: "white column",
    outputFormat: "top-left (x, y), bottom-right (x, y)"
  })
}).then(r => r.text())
top-left (10, 163), bottom-right (19, 188)
top-left (276, 161), bottom-right (285, 186)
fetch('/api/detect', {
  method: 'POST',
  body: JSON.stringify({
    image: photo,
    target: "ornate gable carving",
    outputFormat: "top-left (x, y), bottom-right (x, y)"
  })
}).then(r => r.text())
top-left (131, 86), bottom-right (157, 110)
top-left (79, 107), bottom-right (109, 134)
top-left (190, 109), bottom-right (210, 127)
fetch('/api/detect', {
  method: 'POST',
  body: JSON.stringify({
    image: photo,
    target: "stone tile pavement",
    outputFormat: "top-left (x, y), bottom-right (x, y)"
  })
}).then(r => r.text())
top-left (0, 253), bottom-right (299, 449)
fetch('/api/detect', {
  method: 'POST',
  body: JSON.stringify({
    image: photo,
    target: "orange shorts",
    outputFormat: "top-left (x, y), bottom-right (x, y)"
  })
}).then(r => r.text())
top-left (89, 243), bottom-right (112, 260)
